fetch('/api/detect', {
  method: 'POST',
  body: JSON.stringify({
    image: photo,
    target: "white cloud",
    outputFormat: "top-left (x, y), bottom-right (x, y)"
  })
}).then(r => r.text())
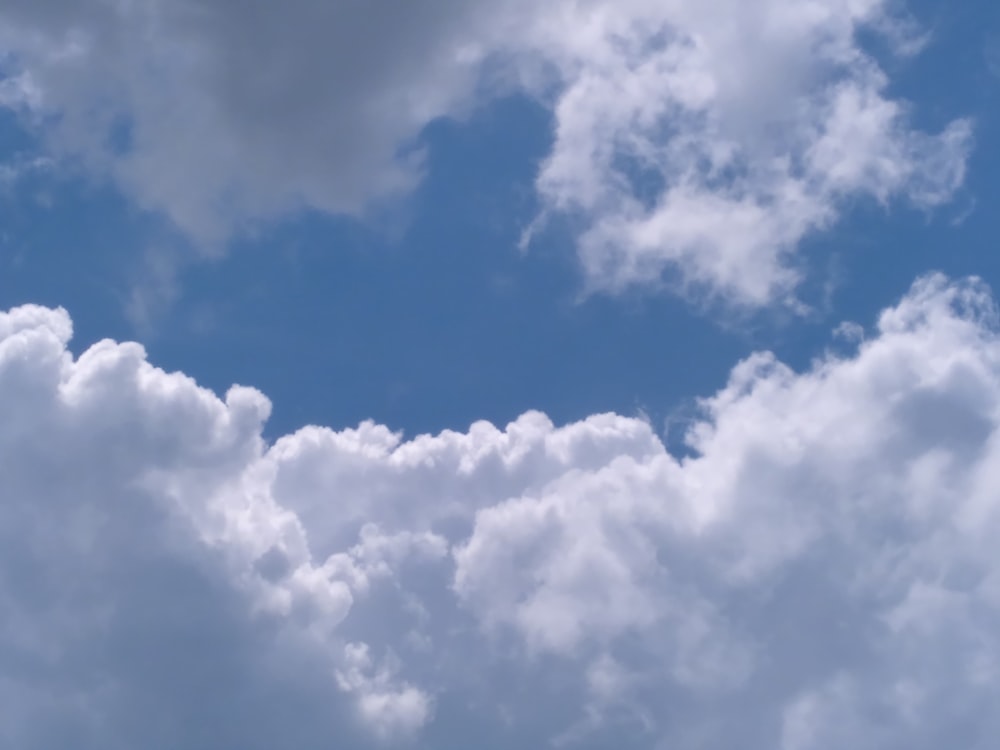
top-left (0, 0), bottom-right (971, 304)
top-left (524, 0), bottom-right (971, 306)
top-left (3, 273), bottom-right (1000, 746)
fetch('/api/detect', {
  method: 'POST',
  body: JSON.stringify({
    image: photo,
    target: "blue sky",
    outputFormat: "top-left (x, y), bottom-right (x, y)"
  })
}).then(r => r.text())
top-left (3, 1), bottom-right (1000, 748)
top-left (1, 0), bottom-right (997, 444)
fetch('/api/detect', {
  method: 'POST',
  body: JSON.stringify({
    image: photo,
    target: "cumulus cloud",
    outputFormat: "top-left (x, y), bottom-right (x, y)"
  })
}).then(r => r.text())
top-left (528, 1), bottom-right (972, 305)
top-left (3, 273), bottom-right (1000, 747)
top-left (0, 0), bottom-right (971, 303)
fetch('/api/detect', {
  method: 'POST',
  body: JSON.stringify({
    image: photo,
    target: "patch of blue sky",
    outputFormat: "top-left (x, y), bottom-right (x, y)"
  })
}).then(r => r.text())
top-left (0, 0), bottom-right (997, 451)
top-left (0, 95), bottom-right (732, 447)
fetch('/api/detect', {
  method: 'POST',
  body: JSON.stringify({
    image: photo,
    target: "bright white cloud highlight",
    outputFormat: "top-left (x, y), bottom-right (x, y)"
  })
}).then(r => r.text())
top-left (2, 273), bottom-right (1000, 747)
top-left (527, 1), bottom-right (973, 305)
top-left (0, 0), bottom-right (971, 304)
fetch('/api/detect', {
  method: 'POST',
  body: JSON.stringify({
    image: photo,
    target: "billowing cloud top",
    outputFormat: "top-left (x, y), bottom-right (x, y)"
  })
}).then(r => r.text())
top-left (3, 273), bottom-right (1000, 748)
top-left (0, 0), bottom-right (971, 305)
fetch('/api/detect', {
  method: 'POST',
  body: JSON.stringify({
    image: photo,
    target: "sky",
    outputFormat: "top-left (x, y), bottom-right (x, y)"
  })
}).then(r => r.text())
top-left (1, 1), bottom-right (1000, 748)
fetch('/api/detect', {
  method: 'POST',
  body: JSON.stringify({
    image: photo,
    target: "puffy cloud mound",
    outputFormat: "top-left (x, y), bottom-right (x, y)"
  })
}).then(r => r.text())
top-left (3, 273), bottom-right (1000, 747)
top-left (0, 0), bottom-right (971, 303)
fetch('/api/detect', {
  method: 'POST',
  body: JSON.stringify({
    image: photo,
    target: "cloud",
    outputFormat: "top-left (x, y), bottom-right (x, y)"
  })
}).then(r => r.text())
top-left (3, 273), bottom-right (1000, 747)
top-left (0, 0), bottom-right (517, 242)
top-left (523, 0), bottom-right (971, 306)
top-left (0, 0), bottom-right (971, 304)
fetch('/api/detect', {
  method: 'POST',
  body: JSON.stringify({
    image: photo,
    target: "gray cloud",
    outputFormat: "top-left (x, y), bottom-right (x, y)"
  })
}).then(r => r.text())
top-left (0, 0), bottom-right (972, 305)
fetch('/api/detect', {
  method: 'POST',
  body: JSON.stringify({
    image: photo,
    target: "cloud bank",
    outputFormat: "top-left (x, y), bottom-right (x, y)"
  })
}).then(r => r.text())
top-left (0, 0), bottom-right (971, 304)
top-left (3, 273), bottom-right (1000, 748)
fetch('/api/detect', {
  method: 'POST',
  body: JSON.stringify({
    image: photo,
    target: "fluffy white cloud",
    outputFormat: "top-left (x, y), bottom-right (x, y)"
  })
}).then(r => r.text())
top-left (3, 273), bottom-right (1000, 747)
top-left (528, 0), bottom-right (972, 305)
top-left (0, 0), bottom-right (971, 304)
